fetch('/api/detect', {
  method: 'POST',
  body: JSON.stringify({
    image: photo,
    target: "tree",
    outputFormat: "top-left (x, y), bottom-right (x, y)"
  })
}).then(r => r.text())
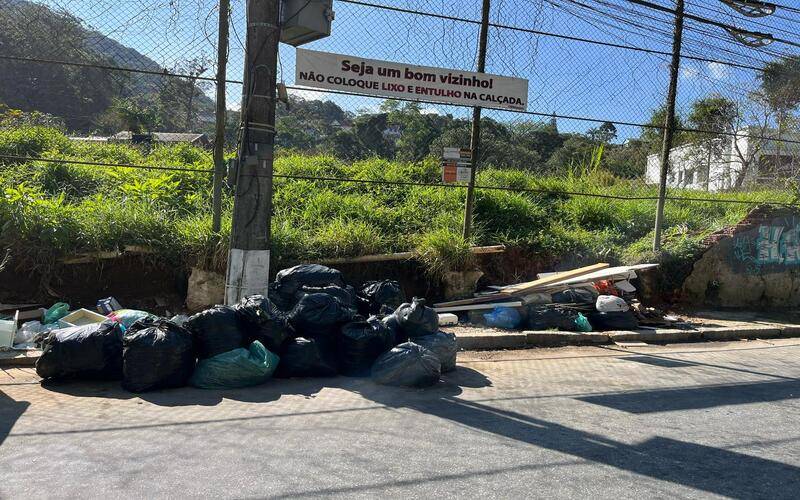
top-left (275, 96), bottom-right (350, 151)
top-left (688, 96), bottom-right (737, 137)
top-left (96, 98), bottom-right (160, 134)
top-left (604, 139), bottom-right (649, 178)
top-left (759, 56), bottom-right (800, 165)
top-left (640, 105), bottom-right (687, 152)
top-left (759, 56), bottom-right (800, 122)
top-left (383, 101), bottom-right (451, 161)
top-left (353, 113), bottom-right (395, 158)
top-left (685, 96), bottom-right (738, 187)
top-left (684, 94), bottom-right (773, 190)
top-left (325, 129), bottom-right (366, 160)
top-left (157, 57), bottom-right (212, 131)
top-left (509, 121), bottom-right (563, 166)
top-left (545, 134), bottom-right (598, 172)
top-left (587, 121), bottom-right (617, 144)
top-left (729, 93), bottom-right (775, 189)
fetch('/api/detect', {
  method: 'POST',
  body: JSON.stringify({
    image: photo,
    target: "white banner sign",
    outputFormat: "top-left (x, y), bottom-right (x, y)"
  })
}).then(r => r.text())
top-left (295, 49), bottom-right (528, 112)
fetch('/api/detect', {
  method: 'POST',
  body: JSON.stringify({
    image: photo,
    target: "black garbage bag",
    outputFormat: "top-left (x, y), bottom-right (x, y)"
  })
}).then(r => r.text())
top-left (395, 298), bottom-right (438, 338)
top-left (275, 337), bottom-right (338, 378)
top-left (551, 288), bottom-right (596, 305)
top-left (289, 293), bottom-right (355, 337)
top-left (299, 284), bottom-right (357, 308)
top-left (122, 318), bottom-right (195, 393)
top-left (371, 342), bottom-right (441, 387)
top-left (235, 295), bottom-right (294, 352)
top-left (185, 305), bottom-right (246, 359)
top-left (414, 331), bottom-right (458, 373)
top-left (275, 264), bottom-right (345, 298)
top-left (588, 311), bottom-right (639, 331)
top-left (338, 317), bottom-right (394, 376)
top-left (381, 312), bottom-right (406, 346)
top-left (357, 280), bottom-right (406, 315)
top-left (528, 307), bottom-right (579, 331)
top-left (268, 282), bottom-right (295, 312)
top-left (36, 321), bottom-right (124, 381)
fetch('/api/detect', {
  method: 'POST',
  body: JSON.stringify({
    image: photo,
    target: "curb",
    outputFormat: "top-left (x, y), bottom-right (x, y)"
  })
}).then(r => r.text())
top-left (0, 350), bottom-right (40, 368)
top-left (2, 324), bottom-right (798, 367)
top-left (454, 323), bottom-right (800, 351)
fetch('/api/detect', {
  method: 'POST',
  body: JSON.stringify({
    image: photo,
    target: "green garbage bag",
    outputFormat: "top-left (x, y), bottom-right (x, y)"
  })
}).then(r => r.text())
top-left (575, 313), bottom-right (593, 332)
top-left (189, 341), bottom-right (279, 389)
top-left (43, 303), bottom-right (70, 325)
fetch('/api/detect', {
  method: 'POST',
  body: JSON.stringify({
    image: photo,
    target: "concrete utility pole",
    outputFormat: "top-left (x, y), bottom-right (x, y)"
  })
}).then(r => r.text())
top-left (652, 0), bottom-right (685, 252)
top-left (462, 0), bottom-right (491, 241)
top-left (212, 0), bottom-right (230, 233)
top-left (225, 0), bottom-right (280, 304)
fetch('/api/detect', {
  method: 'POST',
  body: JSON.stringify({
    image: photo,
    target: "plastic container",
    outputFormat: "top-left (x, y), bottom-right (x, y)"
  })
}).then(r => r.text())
top-left (58, 308), bottom-right (108, 328)
top-left (0, 311), bottom-right (18, 348)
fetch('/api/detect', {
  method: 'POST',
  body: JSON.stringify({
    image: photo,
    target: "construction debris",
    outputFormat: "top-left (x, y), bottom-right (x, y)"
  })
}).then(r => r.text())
top-left (434, 261), bottom-right (676, 332)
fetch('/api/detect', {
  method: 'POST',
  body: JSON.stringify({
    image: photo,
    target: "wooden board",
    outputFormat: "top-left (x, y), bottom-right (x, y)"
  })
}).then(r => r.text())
top-left (433, 293), bottom-right (513, 308)
top-left (433, 301), bottom-right (523, 313)
top-left (537, 264), bottom-right (659, 289)
top-left (501, 263), bottom-right (610, 295)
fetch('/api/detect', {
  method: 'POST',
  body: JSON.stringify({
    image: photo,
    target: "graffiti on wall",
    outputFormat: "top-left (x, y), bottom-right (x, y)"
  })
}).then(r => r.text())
top-left (732, 216), bottom-right (800, 274)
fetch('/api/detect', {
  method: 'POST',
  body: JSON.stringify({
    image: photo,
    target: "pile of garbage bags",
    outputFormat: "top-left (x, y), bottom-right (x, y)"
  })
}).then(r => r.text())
top-left (34, 264), bottom-right (458, 392)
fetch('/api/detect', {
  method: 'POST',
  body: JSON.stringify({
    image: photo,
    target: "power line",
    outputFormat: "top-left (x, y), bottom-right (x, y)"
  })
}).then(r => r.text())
top-left (0, 54), bottom-right (241, 84)
top-left (338, 0), bottom-right (765, 71)
top-left (625, 0), bottom-right (800, 49)
top-left (689, 1), bottom-right (800, 42)
top-left (1, 154), bottom-right (796, 206)
top-left (558, 0), bottom-right (790, 66)
top-left (0, 154), bottom-right (211, 173)
top-left (3, 52), bottom-right (798, 145)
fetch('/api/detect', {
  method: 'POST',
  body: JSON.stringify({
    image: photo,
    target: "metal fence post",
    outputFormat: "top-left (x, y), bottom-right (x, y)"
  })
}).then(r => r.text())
top-left (653, 0), bottom-right (685, 252)
top-left (211, 0), bottom-right (230, 233)
top-left (462, 0), bottom-right (491, 241)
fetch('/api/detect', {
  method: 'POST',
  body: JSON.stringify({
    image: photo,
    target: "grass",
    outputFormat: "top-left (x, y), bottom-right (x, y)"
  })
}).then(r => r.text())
top-left (0, 125), bottom-right (795, 279)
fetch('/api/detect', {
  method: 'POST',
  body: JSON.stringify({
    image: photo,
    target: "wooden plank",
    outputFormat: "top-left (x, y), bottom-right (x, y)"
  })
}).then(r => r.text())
top-left (502, 263), bottom-right (610, 295)
top-left (434, 301), bottom-right (523, 313)
top-left (433, 293), bottom-right (513, 308)
top-left (539, 264), bottom-right (659, 289)
top-left (314, 245), bottom-right (506, 266)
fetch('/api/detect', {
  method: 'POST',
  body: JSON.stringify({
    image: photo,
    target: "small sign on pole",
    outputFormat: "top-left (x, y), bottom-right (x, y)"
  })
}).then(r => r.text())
top-left (442, 147), bottom-right (472, 184)
top-left (442, 147), bottom-right (473, 160)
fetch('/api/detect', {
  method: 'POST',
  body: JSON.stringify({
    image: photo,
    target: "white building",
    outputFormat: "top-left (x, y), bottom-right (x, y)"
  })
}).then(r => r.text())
top-left (645, 128), bottom-right (800, 191)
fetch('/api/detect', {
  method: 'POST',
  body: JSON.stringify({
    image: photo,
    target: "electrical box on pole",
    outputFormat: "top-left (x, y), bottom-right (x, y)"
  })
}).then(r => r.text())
top-left (280, 0), bottom-right (334, 46)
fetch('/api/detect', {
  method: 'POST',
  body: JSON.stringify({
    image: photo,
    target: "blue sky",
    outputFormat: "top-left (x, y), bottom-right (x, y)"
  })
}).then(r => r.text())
top-left (31, 0), bottom-right (800, 140)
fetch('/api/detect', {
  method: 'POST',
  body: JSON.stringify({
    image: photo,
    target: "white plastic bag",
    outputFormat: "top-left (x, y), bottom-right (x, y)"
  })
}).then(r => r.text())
top-left (14, 320), bottom-right (44, 347)
top-left (596, 295), bottom-right (630, 313)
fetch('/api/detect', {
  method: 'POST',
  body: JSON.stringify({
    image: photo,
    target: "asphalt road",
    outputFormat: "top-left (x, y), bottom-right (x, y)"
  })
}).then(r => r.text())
top-left (2, 339), bottom-right (800, 499)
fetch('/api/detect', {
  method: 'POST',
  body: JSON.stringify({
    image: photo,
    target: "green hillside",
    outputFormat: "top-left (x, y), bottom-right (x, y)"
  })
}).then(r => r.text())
top-left (0, 0), bottom-right (214, 133)
top-left (1, 124), bottom-right (788, 285)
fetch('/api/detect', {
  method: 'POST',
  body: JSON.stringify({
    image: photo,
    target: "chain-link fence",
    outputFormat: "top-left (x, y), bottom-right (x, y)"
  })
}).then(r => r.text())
top-left (2, 0), bottom-right (800, 266)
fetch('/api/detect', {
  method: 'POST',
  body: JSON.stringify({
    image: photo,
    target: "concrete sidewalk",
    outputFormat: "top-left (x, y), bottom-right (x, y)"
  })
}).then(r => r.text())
top-left (448, 310), bottom-right (800, 350)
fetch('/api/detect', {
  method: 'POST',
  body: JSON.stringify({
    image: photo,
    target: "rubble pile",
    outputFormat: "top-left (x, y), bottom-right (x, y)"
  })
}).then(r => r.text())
top-left (433, 262), bottom-right (676, 332)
